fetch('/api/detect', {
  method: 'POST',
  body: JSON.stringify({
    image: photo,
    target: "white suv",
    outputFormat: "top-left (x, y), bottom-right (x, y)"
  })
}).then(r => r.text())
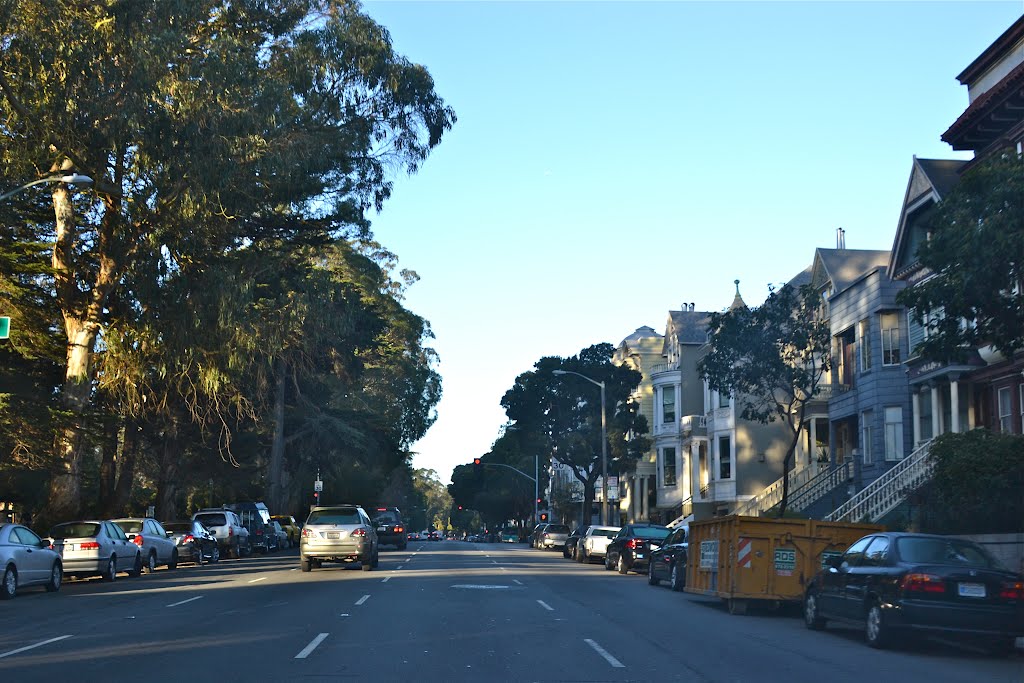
top-left (192, 509), bottom-right (250, 559)
top-left (300, 505), bottom-right (378, 572)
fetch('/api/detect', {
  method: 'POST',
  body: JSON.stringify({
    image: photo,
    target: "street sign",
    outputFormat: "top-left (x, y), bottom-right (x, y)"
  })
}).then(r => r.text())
top-left (607, 476), bottom-right (619, 501)
top-left (314, 479), bottom-right (323, 492)
top-left (0, 317), bottom-right (9, 339)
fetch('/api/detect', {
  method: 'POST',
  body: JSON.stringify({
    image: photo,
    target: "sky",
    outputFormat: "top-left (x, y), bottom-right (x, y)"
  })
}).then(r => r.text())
top-left (359, 0), bottom-right (1024, 484)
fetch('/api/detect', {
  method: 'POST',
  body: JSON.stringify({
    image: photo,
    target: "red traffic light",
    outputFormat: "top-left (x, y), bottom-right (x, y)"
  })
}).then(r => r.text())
top-left (536, 497), bottom-right (542, 504)
top-left (473, 458), bottom-right (481, 465)
top-left (539, 512), bottom-right (549, 522)
top-left (457, 505), bottom-right (463, 511)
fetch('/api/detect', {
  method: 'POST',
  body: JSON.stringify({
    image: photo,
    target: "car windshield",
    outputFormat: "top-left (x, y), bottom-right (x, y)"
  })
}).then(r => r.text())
top-left (373, 510), bottom-right (401, 524)
top-left (897, 537), bottom-right (999, 568)
top-left (163, 523), bottom-right (192, 533)
top-left (306, 509), bottom-right (361, 525)
top-left (195, 513), bottom-right (226, 527)
top-left (50, 522), bottom-right (100, 538)
top-left (114, 520), bottom-right (143, 533)
top-left (546, 525), bottom-right (569, 534)
top-left (633, 527), bottom-right (671, 540)
top-left (591, 529), bottom-right (618, 538)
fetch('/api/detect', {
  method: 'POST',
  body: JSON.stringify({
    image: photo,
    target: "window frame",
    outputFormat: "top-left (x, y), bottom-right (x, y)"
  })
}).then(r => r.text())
top-left (884, 406), bottom-right (904, 461)
top-left (718, 436), bottom-right (732, 479)
top-left (997, 387), bottom-right (1012, 433)
top-left (860, 410), bottom-right (873, 465)
top-left (880, 312), bottom-right (901, 366)
top-left (661, 446), bottom-right (677, 486)
top-left (858, 319), bottom-right (871, 372)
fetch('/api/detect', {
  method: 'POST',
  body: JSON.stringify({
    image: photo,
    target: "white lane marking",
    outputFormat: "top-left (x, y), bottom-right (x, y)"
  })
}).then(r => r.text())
top-left (295, 633), bottom-right (329, 659)
top-left (585, 639), bottom-right (625, 668)
top-left (381, 575), bottom-right (391, 583)
top-left (491, 560), bottom-right (499, 564)
top-left (537, 600), bottom-right (554, 611)
top-left (355, 594), bottom-right (370, 605)
top-left (513, 579), bottom-right (524, 585)
top-left (290, 568), bottom-right (297, 571)
top-left (248, 577), bottom-right (267, 583)
top-left (0, 635), bottom-right (73, 659)
top-left (167, 596), bottom-right (204, 607)
top-left (499, 566), bottom-right (507, 572)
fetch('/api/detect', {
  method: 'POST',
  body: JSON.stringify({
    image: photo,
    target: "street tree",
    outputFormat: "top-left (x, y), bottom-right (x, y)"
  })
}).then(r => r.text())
top-left (697, 284), bottom-right (830, 517)
top-left (898, 149), bottom-right (1024, 360)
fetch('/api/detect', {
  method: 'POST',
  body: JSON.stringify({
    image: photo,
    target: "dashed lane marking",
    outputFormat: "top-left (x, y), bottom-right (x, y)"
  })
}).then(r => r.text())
top-left (585, 639), bottom-right (625, 668)
top-left (355, 594), bottom-right (371, 605)
top-left (295, 633), bottom-right (329, 659)
top-left (0, 635), bottom-right (73, 659)
top-left (381, 575), bottom-right (391, 583)
top-left (513, 579), bottom-right (524, 585)
top-left (248, 577), bottom-right (267, 583)
top-left (537, 600), bottom-right (554, 611)
top-left (167, 596), bottom-right (204, 607)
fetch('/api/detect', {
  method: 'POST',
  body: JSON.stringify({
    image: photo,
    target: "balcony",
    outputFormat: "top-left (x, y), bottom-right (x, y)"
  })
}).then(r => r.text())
top-left (648, 362), bottom-right (677, 376)
top-left (697, 479), bottom-right (736, 503)
top-left (681, 415), bottom-right (706, 437)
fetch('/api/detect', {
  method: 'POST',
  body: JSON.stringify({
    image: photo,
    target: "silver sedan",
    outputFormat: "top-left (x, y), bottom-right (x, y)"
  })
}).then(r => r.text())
top-left (47, 520), bottom-right (142, 581)
top-left (0, 523), bottom-right (63, 598)
top-left (113, 518), bottom-right (179, 573)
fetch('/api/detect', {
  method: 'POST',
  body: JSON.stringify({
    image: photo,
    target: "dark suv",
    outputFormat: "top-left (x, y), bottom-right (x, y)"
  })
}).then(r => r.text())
top-left (370, 507), bottom-right (406, 550)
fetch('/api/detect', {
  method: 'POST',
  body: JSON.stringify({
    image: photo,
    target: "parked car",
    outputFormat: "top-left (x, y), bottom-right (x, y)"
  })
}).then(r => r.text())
top-left (529, 523), bottom-right (549, 548)
top-left (271, 521), bottom-right (290, 549)
top-left (271, 515), bottom-right (301, 546)
top-left (804, 532), bottom-right (1024, 653)
top-left (648, 525), bottom-right (688, 591)
top-left (501, 529), bottom-right (519, 543)
top-left (0, 523), bottom-right (63, 598)
top-left (371, 507), bottom-right (407, 550)
top-left (113, 517), bottom-right (178, 573)
top-left (193, 508), bottom-right (250, 558)
top-left (428, 531), bottom-right (441, 542)
top-left (577, 525), bottom-right (620, 564)
top-left (225, 502), bottom-right (276, 553)
top-left (163, 520), bottom-right (219, 565)
top-left (538, 523), bottom-right (570, 550)
top-left (299, 504), bottom-right (378, 572)
top-left (604, 523), bottom-right (671, 575)
top-left (47, 520), bottom-right (142, 581)
top-left (564, 526), bottom-right (588, 559)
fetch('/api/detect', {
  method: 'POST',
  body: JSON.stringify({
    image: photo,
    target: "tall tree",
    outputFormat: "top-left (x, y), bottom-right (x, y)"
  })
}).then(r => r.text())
top-left (897, 149), bottom-right (1024, 360)
top-left (697, 284), bottom-right (830, 517)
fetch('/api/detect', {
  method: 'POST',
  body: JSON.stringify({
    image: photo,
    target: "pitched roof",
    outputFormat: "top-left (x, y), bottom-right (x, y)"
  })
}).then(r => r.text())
top-left (786, 264), bottom-right (813, 288)
top-left (915, 158), bottom-right (965, 198)
top-left (665, 309), bottom-right (712, 349)
top-left (888, 157), bottom-right (968, 277)
top-left (814, 248), bottom-right (891, 297)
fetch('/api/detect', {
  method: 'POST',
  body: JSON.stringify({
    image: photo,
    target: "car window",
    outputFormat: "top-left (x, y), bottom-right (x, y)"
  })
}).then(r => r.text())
top-left (108, 523), bottom-right (129, 541)
top-left (372, 509), bottom-right (402, 524)
top-left (546, 525), bottom-right (569, 534)
top-left (151, 521), bottom-right (166, 535)
top-left (116, 520), bottom-right (143, 533)
top-left (842, 536), bottom-right (874, 568)
top-left (896, 537), bottom-right (999, 568)
top-left (163, 523), bottom-right (191, 533)
top-left (861, 536), bottom-right (890, 566)
top-left (306, 509), bottom-right (362, 525)
top-left (195, 513), bottom-right (227, 527)
top-left (590, 529), bottom-right (617, 538)
top-left (633, 526), bottom-right (671, 540)
top-left (12, 526), bottom-right (41, 546)
top-left (668, 528), bottom-right (687, 545)
top-left (50, 522), bottom-right (101, 539)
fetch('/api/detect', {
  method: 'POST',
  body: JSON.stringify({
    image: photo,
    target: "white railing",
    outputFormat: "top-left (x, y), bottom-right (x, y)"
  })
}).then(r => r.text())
top-left (681, 415), bottom-right (706, 434)
top-left (788, 461), bottom-right (851, 512)
top-left (825, 440), bottom-right (933, 522)
top-left (732, 464), bottom-right (822, 517)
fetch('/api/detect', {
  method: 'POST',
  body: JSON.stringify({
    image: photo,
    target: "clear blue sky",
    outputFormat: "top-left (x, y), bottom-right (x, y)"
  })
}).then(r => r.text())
top-left (361, 1), bottom-right (1023, 483)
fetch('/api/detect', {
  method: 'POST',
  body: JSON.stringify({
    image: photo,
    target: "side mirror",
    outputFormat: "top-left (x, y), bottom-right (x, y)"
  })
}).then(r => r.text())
top-left (166, 530), bottom-right (174, 538)
top-left (39, 540), bottom-right (50, 549)
top-left (828, 555), bottom-right (844, 569)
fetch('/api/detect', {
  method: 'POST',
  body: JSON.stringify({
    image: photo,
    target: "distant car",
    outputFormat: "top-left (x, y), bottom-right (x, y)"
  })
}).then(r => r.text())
top-left (648, 525), bottom-right (688, 591)
top-left (539, 524), bottom-right (569, 550)
top-left (407, 532), bottom-right (421, 542)
top-left (604, 524), bottom-right (671, 575)
top-left (193, 509), bottom-right (250, 559)
top-left (428, 531), bottom-right (441, 542)
top-left (48, 520), bottom-right (142, 581)
top-left (113, 518), bottom-right (178, 573)
top-left (501, 530), bottom-right (519, 543)
top-left (271, 515), bottom-right (301, 546)
top-left (804, 532), bottom-right (1024, 653)
top-left (271, 521), bottom-right (289, 549)
top-left (577, 525), bottom-right (620, 564)
top-left (299, 504), bottom-right (378, 572)
top-left (0, 523), bottom-right (63, 598)
top-left (529, 523), bottom-right (549, 548)
top-left (564, 526), bottom-right (588, 559)
top-left (371, 507), bottom-right (407, 550)
top-left (163, 520), bottom-right (219, 565)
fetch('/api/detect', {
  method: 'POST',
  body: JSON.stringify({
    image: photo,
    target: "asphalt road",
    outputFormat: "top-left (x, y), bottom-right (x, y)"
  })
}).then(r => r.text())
top-left (0, 541), bottom-right (1021, 682)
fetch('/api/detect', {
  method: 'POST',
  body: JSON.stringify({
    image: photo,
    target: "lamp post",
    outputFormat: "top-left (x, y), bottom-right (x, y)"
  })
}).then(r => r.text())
top-left (552, 369), bottom-right (608, 525)
top-left (0, 174), bottom-right (94, 203)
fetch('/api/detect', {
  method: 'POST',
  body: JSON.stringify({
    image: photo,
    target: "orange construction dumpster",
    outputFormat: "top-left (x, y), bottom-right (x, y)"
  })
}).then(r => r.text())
top-left (684, 514), bottom-right (882, 614)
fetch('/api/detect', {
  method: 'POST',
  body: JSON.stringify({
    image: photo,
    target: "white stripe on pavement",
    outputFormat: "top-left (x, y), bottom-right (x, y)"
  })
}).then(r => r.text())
top-left (167, 596), bottom-right (204, 607)
top-left (0, 635), bottom-right (73, 659)
top-left (295, 633), bottom-right (329, 659)
top-left (537, 600), bottom-right (554, 611)
top-left (248, 577), bottom-right (267, 583)
top-left (513, 579), bottom-right (523, 585)
top-left (585, 639), bottom-right (625, 668)
top-left (355, 594), bottom-right (370, 606)
top-left (381, 575), bottom-right (391, 583)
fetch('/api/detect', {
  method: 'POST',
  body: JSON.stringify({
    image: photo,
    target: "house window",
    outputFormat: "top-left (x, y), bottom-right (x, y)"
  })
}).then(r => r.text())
top-left (718, 436), bottom-right (731, 479)
top-left (1020, 385), bottom-right (1024, 433)
top-left (718, 391), bottom-right (730, 408)
top-left (884, 406), bottom-right (903, 461)
top-left (998, 387), bottom-right (1012, 433)
top-left (837, 328), bottom-right (855, 387)
top-left (881, 313), bottom-right (901, 366)
top-left (662, 447), bottom-right (676, 486)
top-left (858, 319), bottom-right (871, 372)
top-left (861, 411), bottom-right (873, 465)
top-left (661, 387), bottom-right (676, 425)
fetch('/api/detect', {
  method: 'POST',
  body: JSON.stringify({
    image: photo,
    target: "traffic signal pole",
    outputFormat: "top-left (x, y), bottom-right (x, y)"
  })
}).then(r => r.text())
top-left (472, 456), bottom-right (540, 524)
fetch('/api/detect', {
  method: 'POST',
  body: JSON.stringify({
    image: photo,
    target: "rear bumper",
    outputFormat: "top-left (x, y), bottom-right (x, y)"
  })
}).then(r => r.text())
top-left (301, 539), bottom-right (368, 561)
top-left (889, 601), bottom-right (1024, 638)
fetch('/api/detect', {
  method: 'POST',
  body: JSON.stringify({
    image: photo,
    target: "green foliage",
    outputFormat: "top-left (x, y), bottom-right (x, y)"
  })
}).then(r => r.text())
top-left (898, 150), bottom-right (1024, 360)
top-left (918, 430), bottom-right (1024, 534)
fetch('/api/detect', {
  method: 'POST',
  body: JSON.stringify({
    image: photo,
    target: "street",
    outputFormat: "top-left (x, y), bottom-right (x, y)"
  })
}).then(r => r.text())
top-left (0, 540), bottom-right (1020, 682)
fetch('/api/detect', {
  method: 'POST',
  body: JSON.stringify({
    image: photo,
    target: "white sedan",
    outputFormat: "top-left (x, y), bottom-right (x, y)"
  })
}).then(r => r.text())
top-left (0, 523), bottom-right (63, 598)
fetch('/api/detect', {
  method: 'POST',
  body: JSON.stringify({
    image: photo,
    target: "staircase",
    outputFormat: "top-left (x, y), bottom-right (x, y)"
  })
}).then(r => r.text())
top-left (788, 461), bottom-right (852, 512)
top-left (733, 463), bottom-right (825, 517)
top-left (825, 440), bottom-right (933, 523)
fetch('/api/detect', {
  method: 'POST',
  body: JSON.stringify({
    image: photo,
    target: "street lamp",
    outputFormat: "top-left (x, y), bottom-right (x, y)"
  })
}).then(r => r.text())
top-left (552, 369), bottom-right (609, 525)
top-left (0, 173), bottom-right (94, 203)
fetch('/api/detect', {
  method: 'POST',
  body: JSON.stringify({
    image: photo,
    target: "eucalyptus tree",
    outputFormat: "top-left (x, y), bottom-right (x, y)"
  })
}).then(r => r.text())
top-left (0, 0), bottom-right (454, 518)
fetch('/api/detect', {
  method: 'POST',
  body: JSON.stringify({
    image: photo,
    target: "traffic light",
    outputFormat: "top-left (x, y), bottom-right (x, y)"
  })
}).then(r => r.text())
top-left (539, 512), bottom-right (549, 522)
top-left (473, 458), bottom-right (482, 466)
top-left (457, 505), bottom-right (463, 511)
top-left (313, 491), bottom-right (319, 502)
top-left (536, 497), bottom-right (542, 504)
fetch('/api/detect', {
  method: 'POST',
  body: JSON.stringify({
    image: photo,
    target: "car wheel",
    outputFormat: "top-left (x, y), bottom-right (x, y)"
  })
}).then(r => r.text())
top-left (361, 556), bottom-right (373, 572)
top-left (211, 546), bottom-right (220, 564)
top-left (168, 549), bottom-right (178, 570)
top-left (300, 557), bottom-right (312, 572)
top-left (103, 556), bottom-right (117, 582)
top-left (145, 551), bottom-right (158, 574)
top-left (45, 562), bottom-right (62, 593)
top-left (648, 561), bottom-right (659, 586)
top-left (1, 565), bottom-right (16, 599)
top-left (604, 553), bottom-right (614, 571)
top-left (670, 562), bottom-right (685, 592)
top-left (577, 547), bottom-right (587, 564)
top-left (804, 592), bottom-right (826, 630)
top-left (231, 541), bottom-right (241, 559)
top-left (617, 553), bottom-right (629, 575)
top-left (128, 553), bottom-right (143, 578)
top-left (865, 602), bottom-right (891, 648)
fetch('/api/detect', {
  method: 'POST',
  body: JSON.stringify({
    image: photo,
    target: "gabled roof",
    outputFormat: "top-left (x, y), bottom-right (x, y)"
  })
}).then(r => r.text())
top-left (786, 264), bottom-right (813, 289)
top-left (812, 249), bottom-right (890, 298)
top-left (661, 309), bottom-right (711, 355)
top-left (888, 157), bottom-right (967, 277)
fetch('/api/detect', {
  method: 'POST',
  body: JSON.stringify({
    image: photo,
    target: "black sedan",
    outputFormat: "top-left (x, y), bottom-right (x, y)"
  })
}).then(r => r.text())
top-left (803, 532), bottom-right (1024, 654)
top-left (163, 520), bottom-right (220, 565)
top-left (604, 523), bottom-right (671, 575)
top-left (563, 525), bottom-right (588, 559)
top-left (648, 525), bottom-right (688, 591)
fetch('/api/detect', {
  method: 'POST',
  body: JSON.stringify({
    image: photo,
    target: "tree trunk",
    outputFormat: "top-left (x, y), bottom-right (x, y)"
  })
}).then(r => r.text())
top-left (777, 404), bottom-right (807, 518)
top-left (266, 358), bottom-right (288, 511)
top-left (97, 418), bottom-right (120, 514)
top-left (111, 421), bottom-right (139, 515)
top-left (156, 420), bottom-right (180, 521)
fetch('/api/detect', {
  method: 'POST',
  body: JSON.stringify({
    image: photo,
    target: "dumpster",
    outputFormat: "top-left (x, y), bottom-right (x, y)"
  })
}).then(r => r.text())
top-left (685, 515), bottom-right (883, 614)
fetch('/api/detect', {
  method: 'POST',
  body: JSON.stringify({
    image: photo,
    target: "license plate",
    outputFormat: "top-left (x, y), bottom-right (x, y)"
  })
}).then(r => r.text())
top-left (958, 582), bottom-right (986, 598)
top-left (636, 553), bottom-right (645, 559)
top-left (378, 526), bottom-right (387, 532)
top-left (326, 532), bottom-right (341, 540)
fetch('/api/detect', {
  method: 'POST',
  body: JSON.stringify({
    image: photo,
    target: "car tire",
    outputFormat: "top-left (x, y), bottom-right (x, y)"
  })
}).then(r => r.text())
top-left (211, 546), bottom-right (220, 564)
top-left (605, 553), bottom-right (614, 571)
top-left (45, 562), bottom-right (62, 593)
top-left (577, 547), bottom-right (587, 564)
top-left (168, 549), bottom-right (178, 570)
top-left (670, 562), bottom-right (685, 592)
top-left (865, 602), bottom-right (891, 648)
top-left (361, 557), bottom-right (373, 572)
top-left (804, 592), bottom-right (826, 630)
top-left (231, 541), bottom-right (240, 559)
top-left (103, 556), bottom-right (117, 582)
top-left (617, 554), bottom-right (629, 575)
top-left (1, 565), bottom-right (17, 599)
top-left (648, 562), bottom-right (659, 586)
top-left (145, 551), bottom-right (158, 574)
top-left (300, 557), bottom-right (312, 572)
top-left (128, 553), bottom-right (143, 578)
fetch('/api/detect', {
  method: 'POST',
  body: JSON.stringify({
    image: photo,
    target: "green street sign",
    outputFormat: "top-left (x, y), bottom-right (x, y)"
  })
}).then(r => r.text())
top-left (0, 317), bottom-right (9, 339)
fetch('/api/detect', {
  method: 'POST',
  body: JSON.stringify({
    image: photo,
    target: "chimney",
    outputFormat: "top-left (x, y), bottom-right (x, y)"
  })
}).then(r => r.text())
top-left (837, 227), bottom-right (846, 250)
top-left (690, 303), bottom-right (695, 311)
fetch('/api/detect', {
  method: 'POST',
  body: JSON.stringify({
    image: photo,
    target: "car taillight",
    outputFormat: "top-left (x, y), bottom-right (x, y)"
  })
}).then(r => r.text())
top-left (999, 581), bottom-right (1024, 600)
top-left (181, 534), bottom-right (194, 545)
top-left (352, 528), bottom-right (366, 537)
top-left (256, 529), bottom-right (263, 536)
top-left (302, 528), bottom-right (313, 538)
top-left (395, 526), bottom-right (404, 533)
top-left (132, 535), bottom-right (145, 547)
top-left (79, 541), bottom-right (100, 550)
top-left (228, 527), bottom-right (234, 536)
top-left (543, 533), bottom-right (550, 538)
top-left (627, 538), bottom-right (644, 550)
top-left (900, 573), bottom-right (946, 594)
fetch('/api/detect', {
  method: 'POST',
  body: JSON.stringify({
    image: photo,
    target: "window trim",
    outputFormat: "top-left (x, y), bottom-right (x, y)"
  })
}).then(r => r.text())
top-left (880, 312), bottom-right (901, 366)
top-left (884, 406), bottom-right (904, 461)
top-left (998, 387), bottom-right (1012, 433)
